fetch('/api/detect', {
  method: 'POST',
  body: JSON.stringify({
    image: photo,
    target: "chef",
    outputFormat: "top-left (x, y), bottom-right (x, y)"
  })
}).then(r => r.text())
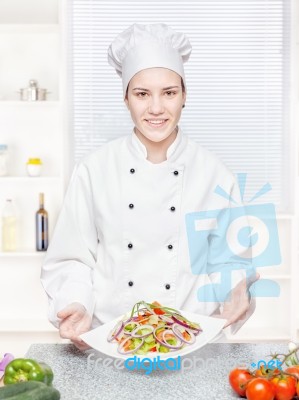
top-left (41, 23), bottom-right (258, 350)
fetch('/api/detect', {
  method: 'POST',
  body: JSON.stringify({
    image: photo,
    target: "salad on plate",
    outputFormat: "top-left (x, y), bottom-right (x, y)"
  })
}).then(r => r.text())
top-left (107, 300), bottom-right (203, 355)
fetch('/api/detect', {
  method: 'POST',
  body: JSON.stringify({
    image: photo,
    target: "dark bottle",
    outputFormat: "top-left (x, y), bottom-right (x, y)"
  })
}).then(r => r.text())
top-left (36, 193), bottom-right (49, 251)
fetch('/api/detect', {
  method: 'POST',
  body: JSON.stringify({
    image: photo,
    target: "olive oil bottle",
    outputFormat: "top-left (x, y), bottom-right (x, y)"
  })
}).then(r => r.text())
top-left (36, 193), bottom-right (48, 251)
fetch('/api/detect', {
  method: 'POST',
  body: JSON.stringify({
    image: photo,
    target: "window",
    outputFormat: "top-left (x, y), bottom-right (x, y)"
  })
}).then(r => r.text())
top-left (69, 0), bottom-right (291, 211)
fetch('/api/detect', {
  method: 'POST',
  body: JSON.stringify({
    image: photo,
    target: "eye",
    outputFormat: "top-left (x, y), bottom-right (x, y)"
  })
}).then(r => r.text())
top-left (165, 91), bottom-right (177, 97)
top-left (136, 92), bottom-right (148, 98)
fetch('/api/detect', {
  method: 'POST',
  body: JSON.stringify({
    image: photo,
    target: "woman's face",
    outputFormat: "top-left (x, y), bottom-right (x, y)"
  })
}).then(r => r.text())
top-left (125, 68), bottom-right (186, 144)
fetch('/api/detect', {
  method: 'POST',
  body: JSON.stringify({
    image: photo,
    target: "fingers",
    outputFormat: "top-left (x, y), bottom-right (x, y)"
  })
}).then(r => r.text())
top-left (229, 298), bottom-right (257, 334)
top-left (58, 304), bottom-right (92, 349)
top-left (223, 295), bottom-right (256, 329)
top-left (71, 338), bottom-right (91, 351)
top-left (247, 272), bottom-right (260, 287)
top-left (223, 308), bottom-right (247, 328)
top-left (57, 302), bottom-right (86, 320)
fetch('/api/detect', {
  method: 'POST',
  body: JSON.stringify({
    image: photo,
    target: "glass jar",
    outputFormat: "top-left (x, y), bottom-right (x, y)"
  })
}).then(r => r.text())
top-left (0, 145), bottom-right (8, 177)
top-left (26, 158), bottom-right (42, 177)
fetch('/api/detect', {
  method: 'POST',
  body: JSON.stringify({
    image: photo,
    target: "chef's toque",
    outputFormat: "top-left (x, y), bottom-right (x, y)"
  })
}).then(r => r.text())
top-left (107, 23), bottom-right (192, 97)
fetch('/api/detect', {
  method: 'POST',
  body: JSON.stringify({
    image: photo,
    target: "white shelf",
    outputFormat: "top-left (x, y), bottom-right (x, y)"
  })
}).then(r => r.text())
top-left (0, 177), bottom-right (61, 183)
top-left (1, 318), bottom-right (56, 333)
top-left (0, 0), bottom-right (59, 25)
top-left (259, 274), bottom-right (291, 280)
top-left (0, 24), bottom-right (59, 34)
top-left (276, 213), bottom-right (296, 220)
top-left (0, 101), bottom-right (60, 106)
top-left (0, 251), bottom-right (46, 258)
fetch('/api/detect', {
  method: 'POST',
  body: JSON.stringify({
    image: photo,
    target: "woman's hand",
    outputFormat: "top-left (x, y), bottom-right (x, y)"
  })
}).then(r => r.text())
top-left (57, 302), bottom-right (92, 351)
top-left (221, 272), bottom-right (260, 331)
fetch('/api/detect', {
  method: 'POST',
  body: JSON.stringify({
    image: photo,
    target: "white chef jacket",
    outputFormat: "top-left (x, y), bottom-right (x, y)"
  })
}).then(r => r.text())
top-left (41, 127), bottom-right (253, 329)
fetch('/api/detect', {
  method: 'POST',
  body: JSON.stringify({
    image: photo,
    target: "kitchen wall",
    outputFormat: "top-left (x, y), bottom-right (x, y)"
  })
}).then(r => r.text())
top-left (0, 0), bottom-right (65, 357)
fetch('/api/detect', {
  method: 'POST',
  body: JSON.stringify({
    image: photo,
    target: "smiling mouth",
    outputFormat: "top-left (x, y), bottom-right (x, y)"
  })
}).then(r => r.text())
top-left (145, 119), bottom-right (168, 127)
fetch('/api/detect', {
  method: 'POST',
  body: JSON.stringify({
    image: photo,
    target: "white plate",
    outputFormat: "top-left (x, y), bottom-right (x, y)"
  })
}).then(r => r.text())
top-left (80, 311), bottom-right (226, 361)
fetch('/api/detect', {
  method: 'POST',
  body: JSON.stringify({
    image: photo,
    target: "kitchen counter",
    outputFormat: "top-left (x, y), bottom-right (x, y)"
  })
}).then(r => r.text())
top-left (26, 343), bottom-right (289, 400)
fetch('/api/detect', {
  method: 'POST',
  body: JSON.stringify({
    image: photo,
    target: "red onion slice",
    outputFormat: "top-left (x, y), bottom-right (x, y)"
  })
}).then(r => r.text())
top-left (172, 323), bottom-right (196, 344)
top-left (153, 326), bottom-right (183, 350)
top-left (107, 320), bottom-right (124, 343)
top-left (117, 336), bottom-right (144, 355)
top-left (137, 307), bottom-right (154, 315)
top-left (172, 313), bottom-right (202, 333)
top-left (123, 317), bottom-right (133, 324)
top-left (131, 324), bottom-right (154, 338)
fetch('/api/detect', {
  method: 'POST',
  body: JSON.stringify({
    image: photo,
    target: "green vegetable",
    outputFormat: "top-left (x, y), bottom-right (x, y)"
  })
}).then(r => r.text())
top-left (159, 345), bottom-right (170, 353)
top-left (0, 381), bottom-right (60, 399)
top-left (4, 358), bottom-right (54, 386)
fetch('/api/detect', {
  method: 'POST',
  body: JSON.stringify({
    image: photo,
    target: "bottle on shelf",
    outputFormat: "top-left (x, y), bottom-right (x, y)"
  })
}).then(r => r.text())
top-left (36, 193), bottom-right (48, 251)
top-left (2, 199), bottom-right (17, 251)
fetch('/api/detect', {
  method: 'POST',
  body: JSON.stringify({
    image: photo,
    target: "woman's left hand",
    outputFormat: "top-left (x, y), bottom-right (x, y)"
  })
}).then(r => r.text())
top-left (221, 272), bottom-right (260, 331)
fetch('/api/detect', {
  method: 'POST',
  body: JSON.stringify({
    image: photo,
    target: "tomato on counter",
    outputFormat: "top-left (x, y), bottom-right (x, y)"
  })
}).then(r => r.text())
top-left (246, 378), bottom-right (275, 400)
top-left (229, 368), bottom-right (253, 396)
top-left (271, 375), bottom-right (296, 400)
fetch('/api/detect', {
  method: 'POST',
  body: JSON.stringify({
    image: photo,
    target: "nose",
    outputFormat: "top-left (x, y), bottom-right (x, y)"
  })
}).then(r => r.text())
top-left (148, 95), bottom-right (164, 114)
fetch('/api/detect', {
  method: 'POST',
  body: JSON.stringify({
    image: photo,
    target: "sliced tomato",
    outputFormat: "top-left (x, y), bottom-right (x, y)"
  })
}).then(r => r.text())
top-left (151, 301), bottom-right (165, 315)
top-left (153, 308), bottom-right (165, 315)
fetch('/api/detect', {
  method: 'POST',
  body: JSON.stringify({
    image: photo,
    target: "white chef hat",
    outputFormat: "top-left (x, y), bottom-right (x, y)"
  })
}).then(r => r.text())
top-left (108, 23), bottom-right (192, 97)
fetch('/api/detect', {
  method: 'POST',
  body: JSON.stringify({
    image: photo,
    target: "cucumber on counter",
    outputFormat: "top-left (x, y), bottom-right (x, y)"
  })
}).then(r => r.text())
top-left (0, 381), bottom-right (60, 399)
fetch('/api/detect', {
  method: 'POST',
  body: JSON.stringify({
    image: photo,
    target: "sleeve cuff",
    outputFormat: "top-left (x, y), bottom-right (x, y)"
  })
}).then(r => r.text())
top-left (47, 282), bottom-right (96, 329)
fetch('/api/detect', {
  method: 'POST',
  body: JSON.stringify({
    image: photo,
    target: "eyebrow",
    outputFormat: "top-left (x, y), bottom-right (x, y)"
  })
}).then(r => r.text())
top-left (132, 86), bottom-right (180, 91)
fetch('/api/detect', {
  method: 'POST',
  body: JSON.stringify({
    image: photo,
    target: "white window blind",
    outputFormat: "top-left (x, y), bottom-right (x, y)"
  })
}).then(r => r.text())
top-left (69, 0), bottom-right (291, 211)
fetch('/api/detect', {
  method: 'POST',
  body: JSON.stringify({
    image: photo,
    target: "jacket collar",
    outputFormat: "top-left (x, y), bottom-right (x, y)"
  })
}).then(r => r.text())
top-left (128, 126), bottom-right (187, 163)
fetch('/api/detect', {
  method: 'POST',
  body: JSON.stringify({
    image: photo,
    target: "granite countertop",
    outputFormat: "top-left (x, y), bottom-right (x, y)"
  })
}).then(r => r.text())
top-left (26, 343), bottom-right (289, 400)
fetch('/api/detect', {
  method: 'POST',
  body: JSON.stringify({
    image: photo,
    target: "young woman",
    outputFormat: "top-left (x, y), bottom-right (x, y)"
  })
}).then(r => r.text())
top-left (41, 23), bottom-right (258, 350)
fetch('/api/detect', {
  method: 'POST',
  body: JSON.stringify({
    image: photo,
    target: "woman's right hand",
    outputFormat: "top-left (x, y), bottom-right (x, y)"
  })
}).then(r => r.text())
top-left (57, 302), bottom-right (92, 351)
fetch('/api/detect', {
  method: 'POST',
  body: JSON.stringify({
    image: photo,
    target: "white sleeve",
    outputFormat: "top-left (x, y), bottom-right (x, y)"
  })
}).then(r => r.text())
top-left (40, 162), bottom-right (98, 328)
top-left (207, 179), bottom-right (255, 305)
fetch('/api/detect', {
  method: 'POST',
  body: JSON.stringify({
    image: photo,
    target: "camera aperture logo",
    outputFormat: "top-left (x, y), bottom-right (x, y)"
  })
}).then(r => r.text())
top-left (186, 173), bottom-right (281, 302)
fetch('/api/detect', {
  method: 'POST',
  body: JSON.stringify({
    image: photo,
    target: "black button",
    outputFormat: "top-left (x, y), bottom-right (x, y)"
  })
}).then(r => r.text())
top-left (129, 204), bottom-right (134, 209)
top-left (168, 244), bottom-right (173, 250)
top-left (128, 281), bottom-right (134, 287)
top-left (165, 284), bottom-right (171, 290)
top-left (173, 170), bottom-right (179, 176)
top-left (128, 243), bottom-right (133, 249)
top-left (130, 168), bottom-right (135, 174)
top-left (170, 206), bottom-right (176, 212)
